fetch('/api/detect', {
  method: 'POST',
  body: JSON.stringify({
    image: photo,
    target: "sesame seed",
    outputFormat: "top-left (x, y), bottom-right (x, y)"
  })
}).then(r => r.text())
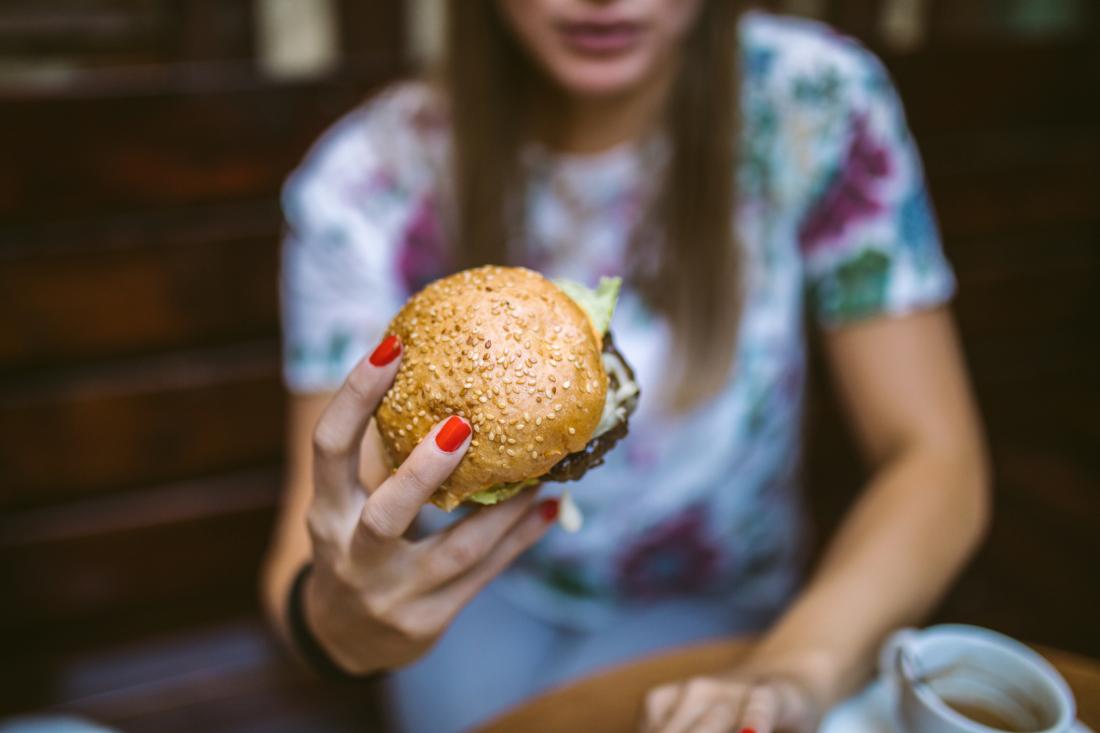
top-left (506, 448), bottom-right (516, 457)
top-left (535, 435), bottom-right (544, 442)
top-left (523, 411), bottom-right (531, 421)
top-left (471, 440), bottom-right (480, 446)
top-left (479, 396), bottom-right (488, 403)
top-left (536, 417), bottom-right (543, 426)
top-left (398, 429), bottom-right (405, 436)
top-left (568, 426), bottom-right (576, 435)
top-left (516, 423), bottom-right (525, 430)
top-left (531, 451), bottom-right (539, 459)
top-left (507, 437), bottom-right (517, 445)
top-left (563, 381), bottom-right (571, 389)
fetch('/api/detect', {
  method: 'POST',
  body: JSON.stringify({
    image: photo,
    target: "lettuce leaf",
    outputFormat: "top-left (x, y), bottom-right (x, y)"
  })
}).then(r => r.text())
top-left (468, 478), bottom-right (540, 506)
top-left (553, 276), bottom-right (621, 336)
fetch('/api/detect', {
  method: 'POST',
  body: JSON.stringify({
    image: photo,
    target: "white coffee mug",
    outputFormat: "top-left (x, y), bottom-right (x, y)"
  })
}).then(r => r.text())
top-left (879, 624), bottom-right (1076, 733)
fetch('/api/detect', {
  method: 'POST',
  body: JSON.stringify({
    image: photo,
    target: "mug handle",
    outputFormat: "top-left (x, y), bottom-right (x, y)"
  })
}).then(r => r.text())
top-left (879, 627), bottom-right (921, 688)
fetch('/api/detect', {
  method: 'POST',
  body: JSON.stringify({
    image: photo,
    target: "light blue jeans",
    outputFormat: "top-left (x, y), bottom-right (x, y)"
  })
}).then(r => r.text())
top-left (384, 583), bottom-right (772, 733)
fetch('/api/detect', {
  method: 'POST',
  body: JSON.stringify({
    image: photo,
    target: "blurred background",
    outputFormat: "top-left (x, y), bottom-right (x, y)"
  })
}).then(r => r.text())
top-left (0, 1), bottom-right (1097, 731)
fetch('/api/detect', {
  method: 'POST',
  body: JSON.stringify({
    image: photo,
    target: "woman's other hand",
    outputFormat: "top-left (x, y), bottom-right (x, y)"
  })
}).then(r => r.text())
top-left (640, 665), bottom-right (821, 733)
top-left (304, 336), bottom-right (557, 675)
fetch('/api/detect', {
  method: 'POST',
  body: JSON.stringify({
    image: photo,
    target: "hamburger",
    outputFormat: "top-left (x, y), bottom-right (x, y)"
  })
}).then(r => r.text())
top-left (376, 266), bottom-right (639, 511)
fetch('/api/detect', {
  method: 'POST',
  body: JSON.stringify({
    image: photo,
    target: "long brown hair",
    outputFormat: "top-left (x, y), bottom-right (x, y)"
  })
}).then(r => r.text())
top-left (443, 1), bottom-right (742, 410)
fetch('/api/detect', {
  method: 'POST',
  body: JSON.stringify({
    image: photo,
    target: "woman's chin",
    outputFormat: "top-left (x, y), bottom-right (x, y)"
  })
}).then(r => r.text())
top-left (545, 56), bottom-right (657, 99)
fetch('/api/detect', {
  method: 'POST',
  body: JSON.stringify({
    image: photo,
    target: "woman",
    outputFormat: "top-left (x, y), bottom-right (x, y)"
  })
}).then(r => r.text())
top-left (263, 1), bottom-right (990, 731)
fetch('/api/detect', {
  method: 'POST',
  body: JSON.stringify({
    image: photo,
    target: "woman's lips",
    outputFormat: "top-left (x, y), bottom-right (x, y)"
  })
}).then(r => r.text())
top-left (556, 20), bottom-right (645, 56)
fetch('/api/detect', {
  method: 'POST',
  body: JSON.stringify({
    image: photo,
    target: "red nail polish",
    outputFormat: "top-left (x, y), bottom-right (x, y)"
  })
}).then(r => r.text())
top-left (740, 728), bottom-right (757, 733)
top-left (435, 416), bottom-right (471, 452)
top-left (538, 498), bottom-right (560, 522)
top-left (369, 335), bottom-right (401, 366)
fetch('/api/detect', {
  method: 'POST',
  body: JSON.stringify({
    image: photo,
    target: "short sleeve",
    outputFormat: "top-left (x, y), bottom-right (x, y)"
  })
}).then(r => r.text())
top-left (281, 86), bottom-right (446, 393)
top-left (793, 37), bottom-right (955, 327)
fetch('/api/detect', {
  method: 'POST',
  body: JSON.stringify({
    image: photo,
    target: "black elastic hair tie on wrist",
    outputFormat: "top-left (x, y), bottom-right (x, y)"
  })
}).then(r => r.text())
top-left (287, 563), bottom-right (382, 683)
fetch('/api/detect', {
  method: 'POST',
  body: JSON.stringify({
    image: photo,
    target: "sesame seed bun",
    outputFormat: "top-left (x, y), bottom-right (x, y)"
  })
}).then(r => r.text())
top-left (376, 266), bottom-right (609, 511)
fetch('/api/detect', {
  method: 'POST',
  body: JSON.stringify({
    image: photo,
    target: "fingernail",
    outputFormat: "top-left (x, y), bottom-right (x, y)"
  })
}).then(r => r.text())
top-left (538, 498), bottom-right (560, 522)
top-left (435, 416), bottom-right (471, 452)
top-left (740, 728), bottom-right (757, 733)
top-left (369, 334), bottom-right (401, 366)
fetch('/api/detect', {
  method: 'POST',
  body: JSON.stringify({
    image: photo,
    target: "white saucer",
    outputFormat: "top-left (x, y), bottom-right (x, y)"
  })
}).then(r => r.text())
top-left (820, 678), bottom-right (1093, 733)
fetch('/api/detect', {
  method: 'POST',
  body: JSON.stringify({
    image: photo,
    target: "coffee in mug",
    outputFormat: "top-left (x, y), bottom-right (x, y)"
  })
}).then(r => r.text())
top-left (941, 699), bottom-right (1031, 731)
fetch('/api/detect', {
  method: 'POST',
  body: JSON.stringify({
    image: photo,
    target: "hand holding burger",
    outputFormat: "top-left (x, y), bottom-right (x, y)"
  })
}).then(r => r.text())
top-left (301, 336), bottom-right (557, 677)
top-left (299, 266), bottom-right (637, 676)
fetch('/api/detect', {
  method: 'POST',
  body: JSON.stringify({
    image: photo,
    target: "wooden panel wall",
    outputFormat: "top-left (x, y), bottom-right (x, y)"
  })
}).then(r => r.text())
top-left (0, 1), bottom-right (1097, 729)
top-left (0, 2), bottom-right (405, 725)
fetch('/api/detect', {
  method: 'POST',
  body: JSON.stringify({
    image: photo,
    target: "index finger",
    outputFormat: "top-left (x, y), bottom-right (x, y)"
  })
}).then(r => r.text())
top-left (312, 335), bottom-right (402, 505)
top-left (352, 415), bottom-right (472, 554)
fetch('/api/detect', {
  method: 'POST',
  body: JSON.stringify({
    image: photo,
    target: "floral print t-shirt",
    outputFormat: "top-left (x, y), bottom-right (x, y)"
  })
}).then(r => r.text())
top-left (281, 13), bottom-right (955, 630)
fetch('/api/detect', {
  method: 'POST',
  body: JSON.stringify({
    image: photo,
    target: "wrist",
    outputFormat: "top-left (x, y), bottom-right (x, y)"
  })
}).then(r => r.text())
top-left (300, 568), bottom-right (341, 665)
top-left (740, 637), bottom-right (844, 710)
top-left (288, 564), bottom-right (380, 682)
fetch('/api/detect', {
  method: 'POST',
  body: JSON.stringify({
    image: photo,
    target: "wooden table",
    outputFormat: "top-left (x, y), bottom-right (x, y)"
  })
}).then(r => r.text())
top-left (478, 638), bottom-right (1100, 732)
